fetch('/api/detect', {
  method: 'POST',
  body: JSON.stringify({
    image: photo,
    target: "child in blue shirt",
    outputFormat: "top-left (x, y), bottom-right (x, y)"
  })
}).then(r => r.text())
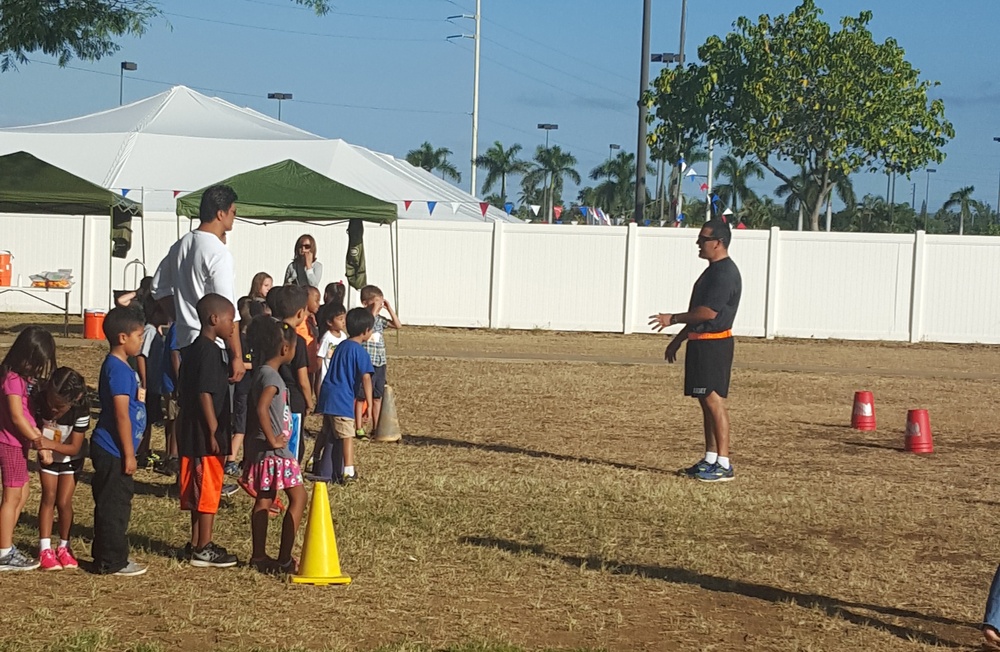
top-left (315, 308), bottom-right (374, 484)
top-left (91, 307), bottom-right (148, 576)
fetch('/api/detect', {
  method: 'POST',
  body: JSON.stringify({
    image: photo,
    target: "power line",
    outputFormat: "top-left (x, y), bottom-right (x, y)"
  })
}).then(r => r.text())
top-left (22, 57), bottom-right (467, 117)
top-left (482, 36), bottom-right (632, 99)
top-left (237, 0), bottom-right (447, 22)
top-left (448, 40), bottom-right (632, 118)
top-left (163, 11), bottom-right (441, 42)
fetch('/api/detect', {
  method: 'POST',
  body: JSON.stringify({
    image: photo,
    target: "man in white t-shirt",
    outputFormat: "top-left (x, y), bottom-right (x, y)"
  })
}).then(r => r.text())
top-left (151, 185), bottom-right (244, 383)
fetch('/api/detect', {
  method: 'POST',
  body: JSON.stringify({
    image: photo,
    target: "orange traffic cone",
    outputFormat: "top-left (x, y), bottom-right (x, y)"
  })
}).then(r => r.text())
top-left (290, 482), bottom-right (351, 586)
top-left (851, 391), bottom-right (876, 430)
top-left (905, 409), bottom-right (933, 454)
top-left (372, 385), bottom-right (402, 442)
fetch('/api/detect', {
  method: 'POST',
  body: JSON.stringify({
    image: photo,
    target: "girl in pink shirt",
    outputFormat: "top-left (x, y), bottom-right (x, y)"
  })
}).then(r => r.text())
top-left (0, 327), bottom-right (56, 571)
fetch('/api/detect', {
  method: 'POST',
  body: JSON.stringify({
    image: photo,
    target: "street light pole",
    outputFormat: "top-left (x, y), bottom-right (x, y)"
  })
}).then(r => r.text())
top-left (993, 137), bottom-right (1000, 223)
top-left (608, 143), bottom-right (620, 163)
top-left (649, 53), bottom-right (679, 225)
top-left (672, 0), bottom-right (688, 224)
top-left (119, 61), bottom-right (137, 106)
top-left (633, 0), bottom-right (652, 224)
top-left (924, 168), bottom-right (936, 231)
top-left (267, 93), bottom-right (292, 121)
top-left (537, 124), bottom-right (558, 223)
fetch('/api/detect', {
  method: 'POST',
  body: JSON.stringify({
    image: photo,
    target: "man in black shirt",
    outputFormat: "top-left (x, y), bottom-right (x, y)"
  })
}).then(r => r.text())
top-left (650, 219), bottom-right (742, 483)
top-left (178, 294), bottom-right (239, 567)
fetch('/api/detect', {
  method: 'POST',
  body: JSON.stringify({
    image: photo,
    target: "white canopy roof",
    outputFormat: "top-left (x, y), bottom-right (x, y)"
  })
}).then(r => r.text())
top-left (0, 85), bottom-right (516, 221)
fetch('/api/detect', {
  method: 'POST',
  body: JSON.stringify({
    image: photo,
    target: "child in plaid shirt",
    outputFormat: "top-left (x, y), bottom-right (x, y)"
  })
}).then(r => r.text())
top-left (355, 285), bottom-right (400, 433)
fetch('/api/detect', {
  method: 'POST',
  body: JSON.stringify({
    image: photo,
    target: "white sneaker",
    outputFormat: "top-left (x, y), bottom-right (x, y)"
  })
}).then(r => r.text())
top-left (113, 560), bottom-right (147, 576)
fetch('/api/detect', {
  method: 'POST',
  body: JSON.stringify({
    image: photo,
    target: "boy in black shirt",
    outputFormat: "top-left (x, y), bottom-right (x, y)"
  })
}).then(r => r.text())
top-left (178, 294), bottom-right (238, 568)
top-left (265, 286), bottom-right (312, 462)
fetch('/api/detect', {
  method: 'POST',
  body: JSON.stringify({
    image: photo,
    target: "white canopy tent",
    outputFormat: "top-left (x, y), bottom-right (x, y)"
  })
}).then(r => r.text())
top-left (0, 85), bottom-right (517, 223)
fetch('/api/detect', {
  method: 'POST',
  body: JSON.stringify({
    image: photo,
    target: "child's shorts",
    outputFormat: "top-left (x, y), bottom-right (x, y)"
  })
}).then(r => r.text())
top-left (146, 392), bottom-right (163, 426)
top-left (179, 456), bottom-right (225, 514)
top-left (354, 365), bottom-right (386, 400)
top-left (0, 443), bottom-right (29, 488)
top-left (40, 458), bottom-right (84, 477)
top-left (328, 416), bottom-right (356, 440)
top-left (232, 387), bottom-right (248, 435)
top-left (163, 391), bottom-right (179, 421)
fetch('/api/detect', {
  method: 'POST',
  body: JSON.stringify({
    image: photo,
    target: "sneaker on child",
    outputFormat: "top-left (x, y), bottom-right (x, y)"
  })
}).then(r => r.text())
top-left (38, 548), bottom-right (62, 571)
top-left (190, 542), bottom-right (238, 568)
top-left (56, 547), bottom-right (78, 570)
top-left (0, 547), bottom-right (40, 571)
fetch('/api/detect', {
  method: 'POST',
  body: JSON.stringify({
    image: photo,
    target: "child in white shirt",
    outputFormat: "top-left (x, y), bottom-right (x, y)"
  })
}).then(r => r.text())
top-left (315, 302), bottom-right (347, 393)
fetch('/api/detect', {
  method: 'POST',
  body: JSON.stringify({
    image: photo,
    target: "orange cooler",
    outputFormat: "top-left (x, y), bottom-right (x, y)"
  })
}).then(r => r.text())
top-left (83, 311), bottom-right (106, 340)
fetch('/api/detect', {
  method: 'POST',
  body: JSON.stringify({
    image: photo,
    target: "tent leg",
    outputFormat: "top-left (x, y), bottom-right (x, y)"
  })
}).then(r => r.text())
top-left (390, 221), bottom-right (399, 347)
top-left (140, 187), bottom-right (147, 265)
top-left (108, 209), bottom-right (113, 311)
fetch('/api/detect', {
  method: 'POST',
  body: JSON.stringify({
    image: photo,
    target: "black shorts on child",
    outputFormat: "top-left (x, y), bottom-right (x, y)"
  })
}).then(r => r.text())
top-left (354, 364), bottom-right (386, 400)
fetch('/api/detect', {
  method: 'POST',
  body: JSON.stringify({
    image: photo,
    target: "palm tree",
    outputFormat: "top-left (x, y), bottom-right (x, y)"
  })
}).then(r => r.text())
top-left (588, 151), bottom-right (654, 218)
top-left (524, 145), bottom-right (580, 222)
top-left (405, 142), bottom-right (461, 183)
top-left (774, 166), bottom-right (815, 230)
top-left (713, 155), bottom-right (764, 216)
top-left (474, 141), bottom-right (530, 205)
top-left (943, 186), bottom-right (975, 235)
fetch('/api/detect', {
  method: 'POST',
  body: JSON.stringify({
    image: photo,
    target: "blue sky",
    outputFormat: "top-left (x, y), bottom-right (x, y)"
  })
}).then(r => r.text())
top-left (0, 0), bottom-right (996, 211)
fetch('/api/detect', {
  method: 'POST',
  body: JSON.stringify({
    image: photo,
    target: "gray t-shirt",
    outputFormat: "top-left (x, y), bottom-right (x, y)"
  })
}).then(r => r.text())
top-left (244, 365), bottom-right (294, 463)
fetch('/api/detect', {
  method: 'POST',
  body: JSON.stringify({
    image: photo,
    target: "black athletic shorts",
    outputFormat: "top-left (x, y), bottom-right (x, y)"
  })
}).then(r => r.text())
top-left (684, 337), bottom-right (734, 399)
top-left (354, 364), bottom-right (386, 400)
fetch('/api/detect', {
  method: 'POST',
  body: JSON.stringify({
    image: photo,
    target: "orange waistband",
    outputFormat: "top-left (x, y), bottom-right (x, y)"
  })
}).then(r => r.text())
top-left (688, 330), bottom-right (732, 341)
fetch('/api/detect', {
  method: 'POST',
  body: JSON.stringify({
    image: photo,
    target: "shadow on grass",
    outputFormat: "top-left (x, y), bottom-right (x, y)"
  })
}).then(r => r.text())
top-left (841, 441), bottom-right (905, 452)
top-left (790, 420), bottom-right (854, 430)
top-left (405, 433), bottom-right (671, 475)
top-left (19, 511), bottom-right (182, 564)
top-left (461, 536), bottom-right (973, 648)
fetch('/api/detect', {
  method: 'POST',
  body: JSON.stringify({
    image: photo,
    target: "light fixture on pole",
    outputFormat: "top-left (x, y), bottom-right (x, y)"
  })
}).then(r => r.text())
top-left (119, 61), bottom-right (137, 106)
top-left (267, 93), bottom-right (292, 121)
top-left (447, 1), bottom-right (482, 196)
top-left (924, 168), bottom-right (936, 231)
top-left (537, 124), bottom-right (558, 223)
top-left (608, 143), bottom-right (621, 161)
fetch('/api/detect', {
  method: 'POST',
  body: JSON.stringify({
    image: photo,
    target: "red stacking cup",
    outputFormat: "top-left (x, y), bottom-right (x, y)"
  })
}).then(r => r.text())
top-left (905, 409), bottom-right (933, 453)
top-left (851, 391), bottom-right (876, 430)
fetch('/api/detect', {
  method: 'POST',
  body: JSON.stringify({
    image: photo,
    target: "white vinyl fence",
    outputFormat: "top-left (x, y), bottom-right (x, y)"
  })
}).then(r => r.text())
top-left (2, 211), bottom-right (998, 344)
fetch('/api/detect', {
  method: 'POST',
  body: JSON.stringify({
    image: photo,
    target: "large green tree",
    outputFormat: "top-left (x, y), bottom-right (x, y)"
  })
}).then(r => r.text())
top-left (714, 155), bottom-right (764, 216)
top-left (0, 1), bottom-right (330, 71)
top-left (647, 0), bottom-right (953, 231)
top-left (943, 186), bottom-right (976, 236)
top-left (588, 151), bottom-right (654, 219)
top-left (524, 145), bottom-right (580, 223)
top-left (474, 141), bottom-right (530, 206)
top-left (406, 142), bottom-right (461, 183)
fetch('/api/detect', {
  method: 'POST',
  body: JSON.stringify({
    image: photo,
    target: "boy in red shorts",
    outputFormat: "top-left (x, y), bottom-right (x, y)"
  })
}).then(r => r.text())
top-left (177, 293), bottom-right (238, 568)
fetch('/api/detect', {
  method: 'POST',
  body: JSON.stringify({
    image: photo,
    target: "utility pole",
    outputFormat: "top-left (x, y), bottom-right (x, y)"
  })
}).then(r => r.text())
top-left (447, 4), bottom-right (482, 195)
top-left (705, 138), bottom-right (714, 221)
top-left (674, 0), bottom-right (688, 224)
top-left (633, 0), bottom-right (652, 224)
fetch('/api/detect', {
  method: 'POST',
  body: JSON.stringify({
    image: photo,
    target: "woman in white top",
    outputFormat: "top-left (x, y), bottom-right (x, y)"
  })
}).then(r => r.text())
top-left (284, 234), bottom-right (323, 288)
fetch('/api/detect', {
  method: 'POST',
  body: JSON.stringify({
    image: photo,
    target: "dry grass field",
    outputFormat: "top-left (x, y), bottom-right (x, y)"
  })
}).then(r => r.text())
top-left (0, 316), bottom-right (996, 651)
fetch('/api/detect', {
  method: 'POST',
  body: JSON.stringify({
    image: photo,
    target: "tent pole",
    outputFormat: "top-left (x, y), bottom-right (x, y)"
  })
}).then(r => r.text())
top-left (389, 220), bottom-right (399, 347)
top-left (108, 209), bottom-right (113, 311)
top-left (140, 187), bottom-right (147, 266)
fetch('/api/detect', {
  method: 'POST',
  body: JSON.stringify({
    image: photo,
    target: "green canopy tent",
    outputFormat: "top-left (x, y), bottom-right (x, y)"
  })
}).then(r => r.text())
top-left (0, 150), bottom-right (143, 310)
top-left (175, 158), bottom-right (400, 305)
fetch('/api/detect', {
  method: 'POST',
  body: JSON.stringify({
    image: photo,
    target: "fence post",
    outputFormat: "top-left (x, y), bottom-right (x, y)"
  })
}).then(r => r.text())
top-left (488, 220), bottom-right (505, 329)
top-left (764, 226), bottom-right (781, 339)
top-left (909, 230), bottom-right (927, 344)
top-left (622, 222), bottom-right (638, 334)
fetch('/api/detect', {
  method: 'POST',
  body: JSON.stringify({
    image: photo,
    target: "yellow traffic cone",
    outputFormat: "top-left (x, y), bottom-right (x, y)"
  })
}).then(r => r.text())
top-left (290, 482), bottom-right (352, 586)
top-left (372, 384), bottom-right (402, 442)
